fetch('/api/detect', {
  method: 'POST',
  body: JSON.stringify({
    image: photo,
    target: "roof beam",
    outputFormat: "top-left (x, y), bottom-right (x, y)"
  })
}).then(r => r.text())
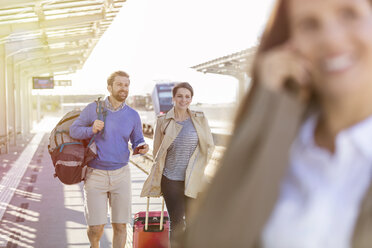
top-left (5, 33), bottom-right (96, 53)
top-left (0, 13), bottom-right (103, 37)
top-left (0, 0), bottom-right (36, 9)
top-left (24, 66), bottom-right (78, 77)
top-left (0, 0), bottom-right (117, 10)
top-left (13, 45), bottom-right (88, 63)
top-left (21, 61), bottom-right (81, 75)
top-left (15, 51), bottom-right (85, 66)
top-left (20, 55), bottom-right (83, 68)
top-left (191, 48), bottom-right (256, 78)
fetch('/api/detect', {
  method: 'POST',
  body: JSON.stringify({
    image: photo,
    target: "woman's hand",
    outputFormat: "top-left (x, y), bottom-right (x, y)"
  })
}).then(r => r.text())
top-left (257, 41), bottom-right (312, 98)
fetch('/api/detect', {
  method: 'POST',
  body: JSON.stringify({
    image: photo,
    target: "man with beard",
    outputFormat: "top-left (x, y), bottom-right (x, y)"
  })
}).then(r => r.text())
top-left (70, 70), bottom-right (149, 248)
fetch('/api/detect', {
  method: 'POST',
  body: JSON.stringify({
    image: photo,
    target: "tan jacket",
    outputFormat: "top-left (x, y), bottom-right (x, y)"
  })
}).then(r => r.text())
top-left (140, 107), bottom-right (215, 199)
top-left (185, 83), bottom-right (372, 248)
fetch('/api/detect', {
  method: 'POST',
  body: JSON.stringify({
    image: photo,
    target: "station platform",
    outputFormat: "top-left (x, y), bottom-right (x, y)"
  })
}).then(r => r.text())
top-left (0, 118), bottom-right (164, 248)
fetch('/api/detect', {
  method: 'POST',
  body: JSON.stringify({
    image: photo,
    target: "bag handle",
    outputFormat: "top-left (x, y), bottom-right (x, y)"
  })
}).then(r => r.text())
top-left (145, 197), bottom-right (165, 231)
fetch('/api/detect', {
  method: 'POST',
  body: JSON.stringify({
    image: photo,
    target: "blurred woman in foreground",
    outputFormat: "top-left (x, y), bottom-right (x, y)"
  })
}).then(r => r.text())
top-left (186, 0), bottom-right (372, 247)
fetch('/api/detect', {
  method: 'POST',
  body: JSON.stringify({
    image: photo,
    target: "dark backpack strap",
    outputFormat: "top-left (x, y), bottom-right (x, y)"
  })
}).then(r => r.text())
top-left (95, 97), bottom-right (107, 138)
top-left (96, 97), bottom-right (103, 117)
top-left (162, 118), bottom-right (172, 135)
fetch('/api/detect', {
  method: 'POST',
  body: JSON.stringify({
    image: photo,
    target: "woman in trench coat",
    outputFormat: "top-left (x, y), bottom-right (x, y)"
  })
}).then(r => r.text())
top-left (141, 82), bottom-right (214, 247)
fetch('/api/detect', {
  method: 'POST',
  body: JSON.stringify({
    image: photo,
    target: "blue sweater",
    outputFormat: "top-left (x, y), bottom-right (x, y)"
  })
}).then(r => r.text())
top-left (69, 102), bottom-right (145, 170)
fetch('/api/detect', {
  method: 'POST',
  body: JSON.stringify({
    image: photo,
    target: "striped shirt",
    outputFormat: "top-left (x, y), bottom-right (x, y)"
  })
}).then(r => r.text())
top-left (163, 118), bottom-right (199, 181)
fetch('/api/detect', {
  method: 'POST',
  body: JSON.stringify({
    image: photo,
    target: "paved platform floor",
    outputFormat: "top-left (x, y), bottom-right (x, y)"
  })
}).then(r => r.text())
top-left (0, 119), bottom-right (164, 248)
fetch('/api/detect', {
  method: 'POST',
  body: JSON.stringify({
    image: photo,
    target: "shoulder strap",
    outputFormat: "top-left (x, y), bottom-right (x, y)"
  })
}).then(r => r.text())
top-left (96, 97), bottom-right (106, 118)
top-left (95, 97), bottom-right (107, 138)
top-left (161, 117), bottom-right (172, 135)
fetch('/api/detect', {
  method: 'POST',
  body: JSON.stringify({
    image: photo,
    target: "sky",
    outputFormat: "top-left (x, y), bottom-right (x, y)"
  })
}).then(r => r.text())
top-left (54, 0), bottom-right (275, 104)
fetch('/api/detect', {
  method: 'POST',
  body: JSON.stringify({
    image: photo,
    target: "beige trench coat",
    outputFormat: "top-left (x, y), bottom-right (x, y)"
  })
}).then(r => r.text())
top-left (140, 107), bottom-right (215, 199)
top-left (185, 83), bottom-right (372, 248)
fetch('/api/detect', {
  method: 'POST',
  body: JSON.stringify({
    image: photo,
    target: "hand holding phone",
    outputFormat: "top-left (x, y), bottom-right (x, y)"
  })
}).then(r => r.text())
top-left (257, 41), bottom-right (312, 101)
top-left (133, 142), bottom-right (147, 157)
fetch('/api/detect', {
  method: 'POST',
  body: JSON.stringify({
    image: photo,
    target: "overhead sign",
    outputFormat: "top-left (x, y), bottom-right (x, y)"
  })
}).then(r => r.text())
top-left (33, 76), bottom-right (54, 89)
top-left (54, 80), bottom-right (72, 87)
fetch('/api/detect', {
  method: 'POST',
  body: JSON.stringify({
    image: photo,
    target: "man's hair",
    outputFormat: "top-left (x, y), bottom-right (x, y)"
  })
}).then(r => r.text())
top-left (172, 82), bottom-right (194, 97)
top-left (107, 71), bottom-right (130, 86)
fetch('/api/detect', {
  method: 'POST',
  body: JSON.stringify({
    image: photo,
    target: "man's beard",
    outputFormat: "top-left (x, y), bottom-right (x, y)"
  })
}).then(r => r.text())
top-left (112, 89), bottom-right (128, 102)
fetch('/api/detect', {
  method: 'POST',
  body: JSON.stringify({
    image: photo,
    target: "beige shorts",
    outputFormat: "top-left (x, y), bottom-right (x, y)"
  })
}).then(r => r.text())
top-left (84, 165), bottom-right (132, 226)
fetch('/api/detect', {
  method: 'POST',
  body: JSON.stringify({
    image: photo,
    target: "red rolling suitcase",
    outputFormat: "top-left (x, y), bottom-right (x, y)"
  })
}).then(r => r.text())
top-left (133, 197), bottom-right (170, 248)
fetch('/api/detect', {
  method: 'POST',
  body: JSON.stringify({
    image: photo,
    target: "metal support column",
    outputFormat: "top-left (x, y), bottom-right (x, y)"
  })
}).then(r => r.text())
top-left (236, 72), bottom-right (250, 104)
top-left (0, 44), bottom-right (9, 153)
top-left (7, 56), bottom-right (16, 145)
top-left (14, 65), bottom-right (21, 140)
top-left (36, 91), bottom-right (41, 123)
top-left (29, 77), bottom-right (34, 132)
top-left (20, 73), bottom-right (30, 134)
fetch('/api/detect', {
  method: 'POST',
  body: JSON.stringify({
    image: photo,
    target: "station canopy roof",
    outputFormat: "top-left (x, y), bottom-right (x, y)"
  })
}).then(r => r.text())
top-left (191, 47), bottom-right (256, 79)
top-left (0, 0), bottom-right (125, 76)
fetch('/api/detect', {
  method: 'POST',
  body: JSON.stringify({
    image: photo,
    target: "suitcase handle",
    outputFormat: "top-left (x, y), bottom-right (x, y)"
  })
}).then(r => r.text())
top-left (145, 197), bottom-right (165, 231)
top-left (135, 216), bottom-right (169, 224)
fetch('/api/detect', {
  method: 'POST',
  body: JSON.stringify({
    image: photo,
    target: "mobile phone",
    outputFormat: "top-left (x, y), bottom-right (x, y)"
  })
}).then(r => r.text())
top-left (133, 142), bottom-right (146, 156)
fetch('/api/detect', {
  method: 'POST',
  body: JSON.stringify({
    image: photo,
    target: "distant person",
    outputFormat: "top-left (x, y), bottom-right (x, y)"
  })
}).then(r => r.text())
top-left (70, 70), bottom-right (149, 248)
top-left (185, 0), bottom-right (372, 247)
top-left (141, 82), bottom-right (214, 248)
